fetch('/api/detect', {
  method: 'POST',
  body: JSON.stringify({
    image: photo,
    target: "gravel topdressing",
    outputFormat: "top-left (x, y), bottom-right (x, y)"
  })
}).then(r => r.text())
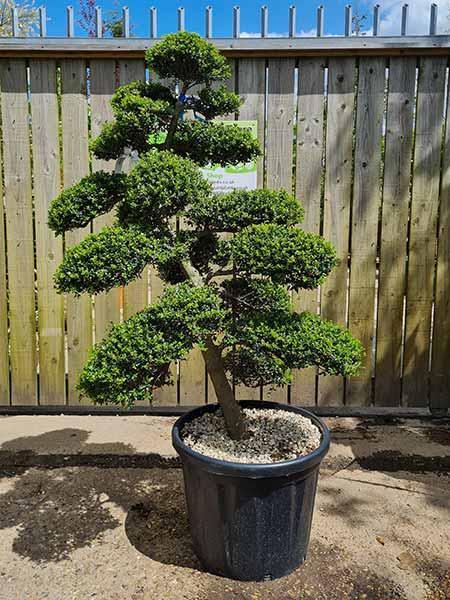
top-left (181, 407), bottom-right (322, 464)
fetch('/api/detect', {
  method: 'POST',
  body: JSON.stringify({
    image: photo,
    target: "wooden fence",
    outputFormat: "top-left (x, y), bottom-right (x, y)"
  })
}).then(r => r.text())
top-left (0, 28), bottom-right (450, 413)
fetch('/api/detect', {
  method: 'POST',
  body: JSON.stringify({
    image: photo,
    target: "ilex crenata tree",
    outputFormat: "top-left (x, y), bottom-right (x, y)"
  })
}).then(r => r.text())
top-left (49, 32), bottom-right (363, 439)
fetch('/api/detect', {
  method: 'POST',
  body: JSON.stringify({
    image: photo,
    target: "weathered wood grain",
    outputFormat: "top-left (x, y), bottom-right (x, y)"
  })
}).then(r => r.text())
top-left (119, 58), bottom-right (149, 321)
top-left (233, 57), bottom-right (266, 402)
top-left (291, 57), bottom-right (326, 406)
top-left (0, 85), bottom-right (8, 404)
top-left (318, 57), bottom-right (356, 407)
top-left (60, 58), bottom-right (92, 404)
top-left (30, 58), bottom-right (65, 404)
top-left (346, 57), bottom-right (386, 406)
top-left (431, 62), bottom-right (450, 410)
top-left (375, 57), bottom-right (416, 407)
top-left (403, 56), bottom-right (447, 407)
top-left (90, 58), bottom-right (120, 343)
top-left (264, 57), bottom-right (296, 403)
top-left (0, 59), bottom-right (37, 404)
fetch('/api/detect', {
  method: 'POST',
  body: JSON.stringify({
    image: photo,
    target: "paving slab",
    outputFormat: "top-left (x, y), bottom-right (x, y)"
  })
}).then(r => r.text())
top-left (0, 415), bottom-right (448, 600)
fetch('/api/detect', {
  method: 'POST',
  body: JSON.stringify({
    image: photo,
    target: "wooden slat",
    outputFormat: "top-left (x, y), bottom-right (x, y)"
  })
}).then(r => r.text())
top-left (234, 57), bottom-right (266, 402)
top-left (0, 97), bottom-right (8, 404)
top-left (30, 58), bottom-right (65, 404)
top-left (346, 57), bottom-right (386, 406)
top-left (431, 63), bottom-right (450, 411)
top-left (207, 59), bottom-right (236, 405)
top-left (119, 58), bottom-right (149, 321)
top-left (318, 57), bottom-right (356, 406)
top-left (90, 58), bottom-right (120, 342)
top-left (0, 59), bottom-right (37, 404)
top-left (263, 57), bottom-right (296, 403)
top-left (236, 58), bottom-right (265, 187)
top-left (375, 57), bottom-right (416, 407)
top-left (60, 58), bottom-right (92, 404)
top-left (403, 56), bottom-right (447, 407)
top-left (291, 57), bottom-right (326, 406)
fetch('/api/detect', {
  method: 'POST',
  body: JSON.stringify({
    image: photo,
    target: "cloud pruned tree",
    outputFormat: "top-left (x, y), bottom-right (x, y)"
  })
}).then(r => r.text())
top-left (48, 32), bottom-right (363, 439)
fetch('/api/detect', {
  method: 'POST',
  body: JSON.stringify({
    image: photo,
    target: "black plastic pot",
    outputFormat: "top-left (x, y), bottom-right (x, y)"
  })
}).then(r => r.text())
top-left (172, 400), bottom-right (330, 581)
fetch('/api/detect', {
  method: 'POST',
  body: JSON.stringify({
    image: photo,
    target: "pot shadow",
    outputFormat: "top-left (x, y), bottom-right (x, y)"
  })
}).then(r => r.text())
top-left (124, 492), bottom-right (202, 571)
top-left (0, 428), bottom-right (182, 564)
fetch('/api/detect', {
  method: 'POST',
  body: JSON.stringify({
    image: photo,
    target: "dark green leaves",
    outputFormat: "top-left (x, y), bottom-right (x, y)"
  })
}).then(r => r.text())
top-left (118, 151), bottom-right (211, 228)
top-left (173, 120), bottom-right (261, 167)
top-left (230, 224), bottom-right (338, 290)
top-left (48, 172), bottom-right (127, 236)
top-left (78, 283), bottom-right (226, 406)
top-left (224, 311), bottom-right (364, 386)
top-left (188, 189), bottom-right (303, 232)
top-left (194, 86), bottom-right (241, 120)
top-left (54, 226), bottom-right (157, 295)
top-left (146, 32), bottom-right (231, 87)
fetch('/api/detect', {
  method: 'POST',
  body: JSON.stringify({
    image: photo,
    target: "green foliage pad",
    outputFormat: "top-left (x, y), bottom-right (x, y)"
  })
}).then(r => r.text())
top-left (49, 31), bottom-right (363, 408)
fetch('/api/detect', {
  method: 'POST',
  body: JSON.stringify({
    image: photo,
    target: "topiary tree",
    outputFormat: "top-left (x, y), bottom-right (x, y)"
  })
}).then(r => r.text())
top-left (49, 32), bottom-right (363, 440)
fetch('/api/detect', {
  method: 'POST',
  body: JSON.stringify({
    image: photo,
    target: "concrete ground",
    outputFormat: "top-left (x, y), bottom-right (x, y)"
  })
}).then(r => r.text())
top-left (0, 414), bottom-right (448, 600)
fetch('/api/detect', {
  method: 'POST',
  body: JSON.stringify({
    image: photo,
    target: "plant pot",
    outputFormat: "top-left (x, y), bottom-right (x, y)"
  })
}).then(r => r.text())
top-left (172, 400), bottom-right (330, 581)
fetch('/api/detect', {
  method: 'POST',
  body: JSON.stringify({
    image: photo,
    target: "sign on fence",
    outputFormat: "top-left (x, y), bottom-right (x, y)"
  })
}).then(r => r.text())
top-left (201, 121), bottom-right (258, 193)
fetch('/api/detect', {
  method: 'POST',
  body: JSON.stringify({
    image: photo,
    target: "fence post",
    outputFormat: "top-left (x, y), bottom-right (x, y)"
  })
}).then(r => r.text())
top-left (261, 5), bottom-right (268, 38)
top-left (150, 6), bottom-right (157, 38)
top-left (178, 7), bottom-right (185, 32)
top-left (233, 6), bottom-right (240, 39)
top-left (317, 5), bottom-right (324, 37)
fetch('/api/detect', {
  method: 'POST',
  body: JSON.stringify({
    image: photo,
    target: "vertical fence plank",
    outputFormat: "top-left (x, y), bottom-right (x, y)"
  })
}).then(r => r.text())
top-left (375, 57), bottom-right (416, 407)
top-left (61, 59), bottom-right (92, 404)
top-left (264, 57), bottom-right (296, 403)
top-left (318, 57), bottom-right (356, 406)
top-left (431, 62), bottom-right (450, 411)
top-left (234, 57), bottom-right (266, 401)
top-left (346, 57), bottom-right (386, 406)
top-left (403, 56), bottom-right (447, 407)
top-left (90, 58), bottom-right (121, 343)
top-left (0, 108), bottom-right (8, 404)
top-left (207, 59), bottom-right (236, 405)
top-left (291, 57), bottom-right (326, 406)
top-left (30, 59), bottom-right (65, 405)
top-left (119, 58), bottom-right (149, 320)
top-left (0, 59), bottom-right (37, 404)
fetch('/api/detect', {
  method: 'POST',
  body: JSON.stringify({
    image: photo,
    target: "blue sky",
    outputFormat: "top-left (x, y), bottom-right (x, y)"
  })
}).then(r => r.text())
top-left (40, 1), bottom-right (449, 38)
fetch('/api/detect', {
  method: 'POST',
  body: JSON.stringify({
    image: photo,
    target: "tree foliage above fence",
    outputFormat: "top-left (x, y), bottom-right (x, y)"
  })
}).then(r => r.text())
top-left (46, 31), bottom-right (363, 411)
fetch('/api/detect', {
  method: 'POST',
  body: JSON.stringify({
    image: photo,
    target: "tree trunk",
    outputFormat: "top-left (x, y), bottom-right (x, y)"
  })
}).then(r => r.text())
top-left (181, 259), bottom-right (246, 440)
top-left (202, 337), bottom-right (246, 440)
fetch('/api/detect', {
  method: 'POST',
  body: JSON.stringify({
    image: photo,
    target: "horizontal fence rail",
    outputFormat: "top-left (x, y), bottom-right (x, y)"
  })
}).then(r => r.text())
top-left (0, 22), bottom-right (449, 414)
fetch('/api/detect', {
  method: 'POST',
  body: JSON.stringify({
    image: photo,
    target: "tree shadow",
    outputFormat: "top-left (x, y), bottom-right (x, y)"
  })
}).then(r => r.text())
top-left (0, 429), bottom-right (183, 564)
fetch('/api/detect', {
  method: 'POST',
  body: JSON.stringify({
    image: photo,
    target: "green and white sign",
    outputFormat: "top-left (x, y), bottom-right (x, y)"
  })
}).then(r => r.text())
top-left (201, 120), bottom-right (258, 193)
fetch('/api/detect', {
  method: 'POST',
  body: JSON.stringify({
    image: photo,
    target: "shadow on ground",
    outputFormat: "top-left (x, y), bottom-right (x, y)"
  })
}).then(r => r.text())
top-left (0, 428), bottom-right (181, 563)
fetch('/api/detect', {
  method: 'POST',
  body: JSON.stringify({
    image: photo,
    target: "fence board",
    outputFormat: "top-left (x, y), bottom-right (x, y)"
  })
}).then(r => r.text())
top-left (291, 57), bottom-right (326, 406)
top-left (403, 56), bottom-right (447, 407)
top-left (375, 57), bottom-right (416, 407)
top-left (318, 57), bottom-right (356, 406)
top-left (119, 58), bottom-right (149, 321)
top-left (60, 59), bottom-right (92, 404)
top-left (431, 63), bottom-right (450, 411)
top-left (264, 57), bottom-right (296, 403)
top-left (90, 58), bottom-right (120, 343)
top-left (0, 58), bottom-right (37, 404)
top-left (0, 100), bottom-right (8, 404)
top-left (30, 58), bottom-right (65, 404)
top-left (234, 57), bottom-right (266, 402)
top-left (346, 57), bottom-right (386, 406)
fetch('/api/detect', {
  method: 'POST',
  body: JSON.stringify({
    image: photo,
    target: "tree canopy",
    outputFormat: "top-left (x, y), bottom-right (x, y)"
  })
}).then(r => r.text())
top-left (48, 31), bottom-right (363, 435)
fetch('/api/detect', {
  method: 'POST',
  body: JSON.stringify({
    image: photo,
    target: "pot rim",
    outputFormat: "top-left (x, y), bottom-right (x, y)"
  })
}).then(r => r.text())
top-left (172, 400), bottom-right (330, 478)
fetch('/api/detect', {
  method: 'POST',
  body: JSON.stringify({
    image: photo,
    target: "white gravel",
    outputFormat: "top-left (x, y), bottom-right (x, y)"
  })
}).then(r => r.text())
top-left (181, 407), bottom-right (322, 464)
